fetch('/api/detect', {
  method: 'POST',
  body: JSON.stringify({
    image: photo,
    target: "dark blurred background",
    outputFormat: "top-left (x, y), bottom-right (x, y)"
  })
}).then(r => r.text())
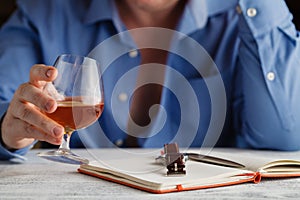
top-left (0, 0), bottom-right (16, 26)
top-left (286, 0), bottom-right (300, 30)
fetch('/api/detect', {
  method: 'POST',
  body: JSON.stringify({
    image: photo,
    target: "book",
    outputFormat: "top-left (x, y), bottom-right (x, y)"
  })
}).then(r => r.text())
top-left (78, 148), bottom-right (300, 194)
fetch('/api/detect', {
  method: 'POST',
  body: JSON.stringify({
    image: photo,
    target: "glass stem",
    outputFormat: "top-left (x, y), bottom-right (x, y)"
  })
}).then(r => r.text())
top-left (58, 132), bottom-right (72, 151)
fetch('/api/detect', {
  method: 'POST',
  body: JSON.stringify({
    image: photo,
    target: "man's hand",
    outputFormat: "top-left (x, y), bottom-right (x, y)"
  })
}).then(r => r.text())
top-left (1, 64), bottom-right (64, 150)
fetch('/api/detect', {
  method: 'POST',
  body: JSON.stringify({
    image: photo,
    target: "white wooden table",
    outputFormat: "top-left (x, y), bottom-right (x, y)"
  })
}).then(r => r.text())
top-left (1, 149), bottom-right (300, 199)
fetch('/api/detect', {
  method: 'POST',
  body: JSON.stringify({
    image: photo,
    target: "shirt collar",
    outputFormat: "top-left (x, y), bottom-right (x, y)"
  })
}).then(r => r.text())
top-left (177, 0), bottom-right (238, 35)
top-left (176, 0), bottom-right (207, 35)
top-left (206, 0), bottom-right (238, 16)
top-left (84, 0), bottom-right (113, 24)
top-left (84, 0), bottom-right (238, 33)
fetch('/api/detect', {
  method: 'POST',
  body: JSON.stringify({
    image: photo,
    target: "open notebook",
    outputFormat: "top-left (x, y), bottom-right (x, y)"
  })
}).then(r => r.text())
top-left (78, 148), bottom-right (300, 194)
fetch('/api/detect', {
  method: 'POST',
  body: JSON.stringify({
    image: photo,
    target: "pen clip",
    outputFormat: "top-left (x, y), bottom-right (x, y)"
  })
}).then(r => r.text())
top-left (161, 143), bottom-right (186, 176)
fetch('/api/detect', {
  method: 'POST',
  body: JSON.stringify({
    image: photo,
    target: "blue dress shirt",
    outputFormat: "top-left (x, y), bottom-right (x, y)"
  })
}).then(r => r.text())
top-left (1, 0), bottom-right (300, 161)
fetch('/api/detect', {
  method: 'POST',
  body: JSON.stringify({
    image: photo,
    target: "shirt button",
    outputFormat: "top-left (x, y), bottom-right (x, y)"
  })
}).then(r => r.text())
top-left (129, 49), bottom-right (138, 58)
top-left (247, 8), bottom-right (257, 17)
top-left (267, 72), bottom-right (275, 81)
top-left (115, 139), bottom-right (124, 147)
top-left (118, 92), bottom-right (128, 102)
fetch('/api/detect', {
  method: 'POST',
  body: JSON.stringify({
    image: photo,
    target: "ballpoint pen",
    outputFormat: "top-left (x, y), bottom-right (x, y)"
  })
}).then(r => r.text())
top-left (156, 143), bottom-right (245, 171)
top-left (156, 152), bottom-right (245, 169)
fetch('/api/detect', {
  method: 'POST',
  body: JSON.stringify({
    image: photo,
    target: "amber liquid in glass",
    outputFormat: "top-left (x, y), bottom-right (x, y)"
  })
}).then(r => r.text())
top-left (46, 97), bottom-right (104, 132)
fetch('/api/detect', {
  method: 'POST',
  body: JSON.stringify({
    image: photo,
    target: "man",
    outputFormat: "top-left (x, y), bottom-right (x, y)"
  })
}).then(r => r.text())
top-left (1, 0), bottom-right (300, 161)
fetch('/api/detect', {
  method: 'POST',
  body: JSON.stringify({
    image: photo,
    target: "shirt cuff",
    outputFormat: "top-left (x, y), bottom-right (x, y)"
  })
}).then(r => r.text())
top-left (0, 143), bottom-right (33, 162)
top-left (238, 0), bottom-right (292, 37)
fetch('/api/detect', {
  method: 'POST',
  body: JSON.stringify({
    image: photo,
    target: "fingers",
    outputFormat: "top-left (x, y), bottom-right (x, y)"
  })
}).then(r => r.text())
top-left (2, 110), bottom-right (64, 149)
top-left (14, 118), bottom-right (62, 145)
top-left (1, 64), bottom-right (64, 149)
top-left (16, 82), bottom-right (57, 113)
top-left (2, 113), bottom-right (62, 149)
top-left (29, 64), bottom-right (57, 88)
top-left (15, 64), bottom-right (59, 113)
top-left (9, 99), bottom-right (64, 137)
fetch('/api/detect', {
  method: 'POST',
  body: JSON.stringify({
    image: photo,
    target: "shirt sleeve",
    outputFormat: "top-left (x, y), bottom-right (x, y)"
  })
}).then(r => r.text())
top-left (0, 2), bottom-right (42, 160)
top-left (0, 144), bottom-right (31, 162)
top-left (0, 6), bottom-right (42, 101)
top-left (235, 0), bottom-right (300, 150)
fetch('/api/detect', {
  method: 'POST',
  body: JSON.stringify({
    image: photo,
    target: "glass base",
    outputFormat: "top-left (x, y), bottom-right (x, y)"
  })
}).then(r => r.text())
top-left (37, 149), bottom-right (89, 165)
